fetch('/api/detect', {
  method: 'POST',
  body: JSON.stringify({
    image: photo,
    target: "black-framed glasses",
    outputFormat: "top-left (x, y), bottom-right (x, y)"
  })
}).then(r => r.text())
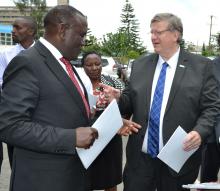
top-left (150, 29), bottom-right (171, 36)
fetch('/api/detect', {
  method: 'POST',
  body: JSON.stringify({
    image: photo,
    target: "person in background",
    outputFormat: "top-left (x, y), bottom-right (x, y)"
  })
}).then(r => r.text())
top-left (0, 16), bottom-right (37, 86)
top-left (117, 65), bottom-right (128, 87)
top-left (0, 61), bottom-right (1, 173)
top-left (104, 13), bottom-right (220, 191)
top-left (200, 34), bottom-right (220, 183)
top-left (81, 51), bottom-right (130, 191)
top-left (0, 16), bottom-right (37, 169)
top-left (0, 5), bottom-right (98, 191)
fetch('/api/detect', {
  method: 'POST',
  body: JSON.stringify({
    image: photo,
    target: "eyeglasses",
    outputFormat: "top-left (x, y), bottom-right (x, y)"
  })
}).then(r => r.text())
top-left (150, 29), bottom-right (171, 36)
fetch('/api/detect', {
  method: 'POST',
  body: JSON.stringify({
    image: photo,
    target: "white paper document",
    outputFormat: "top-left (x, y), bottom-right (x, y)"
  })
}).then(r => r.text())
top-left (183, 182), bottom-right (220, 189)
top-left (76, 99), bottom-right (123, 169)
top-left (157, 126), bottom-right (198, 173)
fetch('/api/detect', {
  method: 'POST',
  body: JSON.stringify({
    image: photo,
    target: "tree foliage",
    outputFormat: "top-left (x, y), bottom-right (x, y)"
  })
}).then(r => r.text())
top-left (86, 0), bottom-right (147, 63)
top-left (118, 0), bottom-right (146, 57)
top-left (101, 32), bottom-right (130, 57)
top-left (14, 0), bottom-right (47, 38)
top-left (82, 29), bottom-right (101, 53)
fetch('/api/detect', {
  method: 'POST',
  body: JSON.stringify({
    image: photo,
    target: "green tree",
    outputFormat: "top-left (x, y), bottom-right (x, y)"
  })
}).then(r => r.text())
top-left (101, 32), bottom-right (129, 57)
top-left (82, 29), bottom-right (101, 53)
top-left (202, 43), bottom-right (215, 56)
top-left (216, 33), bottom-right (220, 54)
top-left (184, 41), bottom-right (197, 52)
top-left (14, 0), bottom-right (47, 38)
top-left (119, 0), bottom-right (146, 56)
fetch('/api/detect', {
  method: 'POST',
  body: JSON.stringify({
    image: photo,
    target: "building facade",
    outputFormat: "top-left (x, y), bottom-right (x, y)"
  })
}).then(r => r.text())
top-left (0, 0), bottom-right (69, 45)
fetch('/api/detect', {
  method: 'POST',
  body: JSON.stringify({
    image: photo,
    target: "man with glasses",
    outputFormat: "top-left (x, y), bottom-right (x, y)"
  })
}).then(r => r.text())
top-left (117, 13), bottom-right (220, 191)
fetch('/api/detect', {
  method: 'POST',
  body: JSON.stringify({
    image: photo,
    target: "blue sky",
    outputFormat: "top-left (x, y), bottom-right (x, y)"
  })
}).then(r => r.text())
top-left (2, 0), bottom-right (220, 50)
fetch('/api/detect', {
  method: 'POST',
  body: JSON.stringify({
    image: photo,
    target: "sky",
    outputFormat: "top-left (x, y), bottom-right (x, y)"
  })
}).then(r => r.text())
top-left (2, 0), bottom-right (220, 51)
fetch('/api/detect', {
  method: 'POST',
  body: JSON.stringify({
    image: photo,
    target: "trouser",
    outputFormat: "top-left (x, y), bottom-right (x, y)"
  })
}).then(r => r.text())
top-left (0, 142), bottom-right (3, 173)
top-left (123, 153), bottom-right (199, 191)
top-left (200, 142), bottom-right (220, 182)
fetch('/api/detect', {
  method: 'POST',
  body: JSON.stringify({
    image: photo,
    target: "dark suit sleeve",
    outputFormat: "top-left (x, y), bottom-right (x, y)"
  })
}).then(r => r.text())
top-left (0, 55), bottom-right (76, 155)
top-left (213, 57), bottom-right (220, 145)
top-left (118, 82), bottom-right (133, 117)
top-left (194, 60), bottom-right (220, 141)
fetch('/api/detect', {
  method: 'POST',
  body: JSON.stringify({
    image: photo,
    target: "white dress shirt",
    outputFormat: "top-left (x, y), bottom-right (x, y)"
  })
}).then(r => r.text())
top-left (0, 43), bottom-right (34, 87)
top-left (142, 48), bottom-right (180, 154)
top-left (39, 37), bottom-right (92, 94)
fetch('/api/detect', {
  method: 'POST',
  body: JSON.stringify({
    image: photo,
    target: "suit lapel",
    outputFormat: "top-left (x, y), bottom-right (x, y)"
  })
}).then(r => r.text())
top-left (34, 41), bottom-right (89, 119)
top-left (165, 50), bottom-right (187, 114)
top-left (145, 55), bottom-right (158, 114)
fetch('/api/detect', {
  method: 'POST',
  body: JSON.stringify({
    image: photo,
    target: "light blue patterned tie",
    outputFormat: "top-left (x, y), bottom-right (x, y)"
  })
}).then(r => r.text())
top-left (147, 62), bottom-right (168, 158)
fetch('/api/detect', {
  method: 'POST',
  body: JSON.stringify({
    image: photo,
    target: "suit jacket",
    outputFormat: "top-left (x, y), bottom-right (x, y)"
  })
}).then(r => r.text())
top-left (0, 41), bottom-right (91, 191)
top-left (119, 49), bottom-right (220, 176)
top-left (212, 57), bottom-right (220, 145)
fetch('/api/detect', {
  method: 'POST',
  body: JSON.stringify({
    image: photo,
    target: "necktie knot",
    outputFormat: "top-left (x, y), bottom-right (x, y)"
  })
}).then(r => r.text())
top-left (60, 57), bottom-right (70, 66)
top-left (162, 62), bottom-right (169, 69)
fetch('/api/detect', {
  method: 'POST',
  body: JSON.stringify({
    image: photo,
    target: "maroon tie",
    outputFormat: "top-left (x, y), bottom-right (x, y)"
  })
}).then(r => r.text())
top-left (60, 57), bottom-right (90, 118)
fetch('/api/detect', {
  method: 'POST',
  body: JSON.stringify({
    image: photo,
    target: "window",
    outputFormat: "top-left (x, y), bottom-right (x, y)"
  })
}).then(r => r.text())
top-left (0, 33), bottom-right (12, 45)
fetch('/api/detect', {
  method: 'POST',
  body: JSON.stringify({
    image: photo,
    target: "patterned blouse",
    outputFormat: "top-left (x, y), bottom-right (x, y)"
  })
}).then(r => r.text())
top-left (94, 74), bottom-right (124, 111)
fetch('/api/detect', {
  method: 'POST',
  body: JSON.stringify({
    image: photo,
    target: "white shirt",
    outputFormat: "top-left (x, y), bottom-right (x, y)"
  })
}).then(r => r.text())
top-left (0, 44), bottom-right (26, 86)
top-left (39, 37), bottom-right (92, 94)
top-left (142, 47), bottom-right (180, 154)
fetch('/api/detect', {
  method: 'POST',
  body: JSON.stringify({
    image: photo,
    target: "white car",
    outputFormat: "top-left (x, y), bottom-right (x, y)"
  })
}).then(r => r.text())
top-left (101, 56), bottom-right (118, 77)
top-left (127, 59), bottom-right (134, 78)
top-left (71, 56), bottom-right (118, 77)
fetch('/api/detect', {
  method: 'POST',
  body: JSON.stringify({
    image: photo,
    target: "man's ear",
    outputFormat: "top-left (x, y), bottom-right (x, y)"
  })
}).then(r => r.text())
top-left (58, 23), bottom-right (67, 39)
top-left (27, 28), bottom-right (35, 37)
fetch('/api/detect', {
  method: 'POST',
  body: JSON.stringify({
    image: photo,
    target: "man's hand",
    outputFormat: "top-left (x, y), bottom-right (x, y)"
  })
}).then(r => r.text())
top-left (99, 83), bottom-right (121, 103)
top-left (118, 119), bottom-right (141, 136)
top-left (183, 130), bottom-right (201, 151)
top-left (76, 127), bottom-right (98, 149)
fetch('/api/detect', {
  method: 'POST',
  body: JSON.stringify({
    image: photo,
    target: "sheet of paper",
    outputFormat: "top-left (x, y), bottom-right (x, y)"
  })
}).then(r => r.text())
top-left (76, 99), bottom-right (123, 169)
top-left (182, 182), bottom-right (220, 189)
top-left (88, 93), bottom-right (97, 110)
top-left (157, 126), bottom-right (198, 173)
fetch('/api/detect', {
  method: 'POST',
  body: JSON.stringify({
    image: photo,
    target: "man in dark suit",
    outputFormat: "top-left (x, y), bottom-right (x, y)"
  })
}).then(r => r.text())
top-left (0, 5), bottom-right (98, 191)
top-left (118, 13), bottom-right (220, 191)
top-left (200, 35), bottom-right (220, 182)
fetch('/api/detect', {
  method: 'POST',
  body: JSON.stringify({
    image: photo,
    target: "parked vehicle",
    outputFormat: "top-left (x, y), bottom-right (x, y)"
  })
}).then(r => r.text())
top-left (70, 58), bottom-right (82, 67)
top-left (101, 56), bottom-right (118, 77)
top-left (207, 56), bottom-right (216, 60)
top-left (71, 56), bottom-right (118, 77)
top-left (127, 59), bottom-right (134, 78)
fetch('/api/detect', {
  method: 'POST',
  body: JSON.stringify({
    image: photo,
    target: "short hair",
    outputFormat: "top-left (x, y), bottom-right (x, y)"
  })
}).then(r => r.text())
top-left (44, 5), bottom-right (85, 28)
top-left (16, 16), bottom-right (37, 36)
top-left (151, 13), bottom-right (183, 44)
top-left (81, 51), bottom-right (101, 66)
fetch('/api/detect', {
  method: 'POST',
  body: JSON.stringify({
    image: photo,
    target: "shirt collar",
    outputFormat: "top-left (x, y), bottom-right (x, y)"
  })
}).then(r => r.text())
top-left (39, 37), bottom-right (63, 60)
top-left (158, 47), bottom-right (180, 68)
top-left (18, 41), bottom-right (35, 50)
